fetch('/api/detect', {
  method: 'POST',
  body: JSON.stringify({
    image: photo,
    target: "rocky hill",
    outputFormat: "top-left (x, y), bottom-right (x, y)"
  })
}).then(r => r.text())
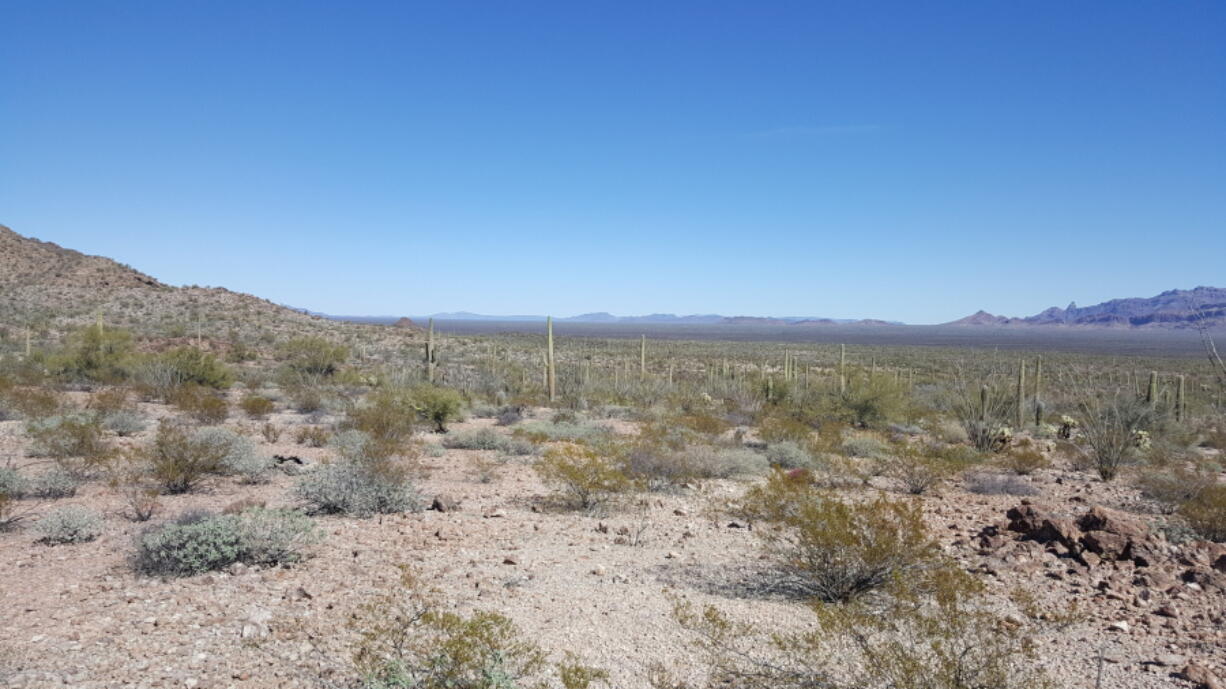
top-left (0, 225), bottom-right (417, 352)
top-left (949, 287), bottom-right (1226, 329)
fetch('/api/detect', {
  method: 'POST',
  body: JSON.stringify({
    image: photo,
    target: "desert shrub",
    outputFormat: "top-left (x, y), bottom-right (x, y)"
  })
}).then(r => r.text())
top-left (1136, 466), bottom-right (1216, 514)
top-left (411, 385), bottom-right (464, 433)
top-left (102, 410), bottom-right (147, 436)
top-left (261, 422), bottom-right (282, 444)
top-left (965, 472), bottom-right (1040, 496)
top-left (535, 442), bottom-right (633, 511)
top-left (25, 413), bottom-right (112, 477)
top-left (1179, 484), bottom-right (1226, 542)
top-left (0, 492), bottom-right (23, 531)
top-left (135, 508), bottom-right (319, 576)
top-left (88, 387), bottom-right (134, 415)
top-left (3, 386), bottom-right (63, 418)
top-left (168, 384), bottom-right (229, 424)
top-left (764, 441), bottom-right (817, 470)
top-left (158, 347), bottom-right (232, 389)
top-left (743, 470), bottom-right (941, 602)
top-left (1001, 443), bottom-right (1050, 475)
top-left (287, 385), bottom-right (326, 413)
top-left (345, 389), bottom-right (421, 448)
top-left (757, 415), bottom-right (813, 445)
top-left (35, 506), bottom-right (103, 545)
top-left (296, 425), bottom-right (331, 447)
top-left (141, 421), bottom-right (230, 494)
top-left (688, 446), bottom-right (769, 478)
top-left (832, 375), bottom-right (908, 428)
top-left (675, 412), bottom-right (733, 438)
top-left (515, 420), bottom-right (613, 444)
top-left (351, 566), bottom-right (604, 689)
top-left (664, 567), bottom-right (1050, 689)
top-left (239, 394), bottom-right (275, 419)
top-left (52, 324), bottom-right (134, 383)
top-left (950, 382), bottom-right (1015, 453)
top-left (886, 444), bottom-right (956, 495)
top-left (26, 468), bottom-right (80, 499)
top-left (279, 337), bottom-right (348, 378)
top-left (296, 435), bottom-right (423, 517)
top-left (115, 473), bottom-right (160, 521)
top-left (0, 468), bottom-right (28, 499)
top-left (495, 405), bottom-right (525, 426)
top-left (423, 442), bottom-right (446, 458)
top-left (194, 427), bottom-right (271, 483)
top-left (840, 435), bottom-right (888, 459)
top-left (442, 427), bottom-right (510, 451)
top-left (233, 508), bottom-right (321, 566)
top-left (1078, 392), bottom-right (1158, 481)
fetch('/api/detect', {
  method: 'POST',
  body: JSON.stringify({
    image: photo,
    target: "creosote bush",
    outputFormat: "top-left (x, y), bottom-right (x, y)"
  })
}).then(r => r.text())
top-left (1078, 392), bottom-right (1158, 481)
top-left (35, 505), bottom-right (103, 545)
top-left (352, 566), bottom-right (606, 689)
top-left (410, 384), bottom-right (464, 433)
top-left (25, 413), bottom-right (113, 478)
top-left (239, 394), bottom-right (275, 419)
top-left (534, 442), bottom-right (633, 511)
top-left (135, 508), bottom-right (320, 577)
top-left (168, 384), bottom-right (229, 424)
top-left (139, 421), bottom-right (230, 494)
top-left (1180, 484), bottom-right (1226, 542)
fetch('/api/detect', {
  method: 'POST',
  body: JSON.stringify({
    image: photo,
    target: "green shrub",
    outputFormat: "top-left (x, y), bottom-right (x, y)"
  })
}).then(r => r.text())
top-left (25, 413), bottom-right (112, 477)
top-left (135, 509), bottom-right (319, 576)
top-left (141, 422), bottom-right (230, 494)
top-left (442, 428), bottom-right (512, 451)
top-left (411, 385), bottom-right (464, 433)
top-left (535, 442), bottom-right (633, 511)
top-left (1180, 484), bottom-right (1226, 542)
top-left (765, 441), bottom-right (817, 470)
top-left (52, 324), bottom-right (134, 383)
top-left (239, 394), bottom-right (275, 419)
top-left (2, 386), bottom-right (63, 419)
top-left (168, 384), bottom-right (229, 424)
top-left (1002, 444), bottom-right (1050, 475)
top-left (279, 337), bottom-right (348, 378)
top-left (0, 468), bottom-right (28, 499)
top-left (158, 347), bottom-right (232, 389)
top-left (27, 468), bottom-right (80, 499)
top-left (102, 410), bottom-right (147, 436)
top-left (840, 435), bottom-right (889, 459)
top-left (296, 437), bottom-right (423, 518)
top-left (345, 389), bottom-right (418, 450)
top-left (515, 420), bottom-right (613, 444)
top-left (35, 506), bottom-right (103, 544)
top-left (194, 427), bottom-right (271, 483)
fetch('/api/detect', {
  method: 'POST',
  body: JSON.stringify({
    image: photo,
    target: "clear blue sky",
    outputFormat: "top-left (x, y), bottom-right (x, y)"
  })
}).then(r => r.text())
top-left (2, 2), bottom-right (1223, 324)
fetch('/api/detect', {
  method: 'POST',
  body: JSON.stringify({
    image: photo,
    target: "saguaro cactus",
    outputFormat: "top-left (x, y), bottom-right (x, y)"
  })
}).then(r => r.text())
top-left (640, 335), bottom-right (646, 381)
top-left (424, 318), bottom-right (436, 383)
top-left (1033, 357), bottom-right (1043, 426)
top-left (839, 344), bottom-right (847, 395)
top-left (1016, 359), bottom-right (1026, 429)
top-left (1146, 371), bottom-right (1158, 405)
top-left (546, 316), bottom-right (556, 403)
top-left (1176, 375), bottom-right (1186, 422)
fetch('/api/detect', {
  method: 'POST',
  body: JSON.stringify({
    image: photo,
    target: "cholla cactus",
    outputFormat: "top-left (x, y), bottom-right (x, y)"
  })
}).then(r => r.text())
top-left (1057, 415), bottom-right (1079, 440)
top-left (1132, 429), bottom-right (1152, 451)
top-left (990, 426), bottom-right (1014, 453)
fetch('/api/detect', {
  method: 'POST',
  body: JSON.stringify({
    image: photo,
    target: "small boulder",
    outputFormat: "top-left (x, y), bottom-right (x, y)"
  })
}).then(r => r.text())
top-left (431, 495), bottom-right (460, 512)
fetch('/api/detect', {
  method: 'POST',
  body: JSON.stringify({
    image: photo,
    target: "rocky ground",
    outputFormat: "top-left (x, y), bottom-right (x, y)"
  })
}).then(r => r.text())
top-left (1, 406), bottom-right (1223, 689)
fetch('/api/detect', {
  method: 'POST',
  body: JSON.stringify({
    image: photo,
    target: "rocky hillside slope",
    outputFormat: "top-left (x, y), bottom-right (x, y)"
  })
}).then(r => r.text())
top-left (949, 287), bottom-right (1226, 329)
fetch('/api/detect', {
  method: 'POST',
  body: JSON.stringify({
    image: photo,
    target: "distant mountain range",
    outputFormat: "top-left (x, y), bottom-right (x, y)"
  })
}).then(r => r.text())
top-left (413, 312), bottom-right (903, 326)
top-left (946, 287), bottom-right (1226, 329)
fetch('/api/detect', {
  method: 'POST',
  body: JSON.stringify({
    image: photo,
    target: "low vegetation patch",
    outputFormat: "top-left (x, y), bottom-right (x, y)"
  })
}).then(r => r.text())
top-left (134, 508), bottom-right (320, 577)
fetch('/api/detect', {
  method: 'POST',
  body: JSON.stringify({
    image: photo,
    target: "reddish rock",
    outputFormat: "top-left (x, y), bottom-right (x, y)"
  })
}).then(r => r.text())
top-left (1077, 506), bottom-right (1148, 541)
top-left (1182, 661), bottom-right (1223, 689)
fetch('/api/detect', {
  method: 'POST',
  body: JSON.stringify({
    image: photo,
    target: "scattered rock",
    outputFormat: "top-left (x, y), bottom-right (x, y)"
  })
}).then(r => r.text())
top-left (431, 494), bottom-right (460, 512)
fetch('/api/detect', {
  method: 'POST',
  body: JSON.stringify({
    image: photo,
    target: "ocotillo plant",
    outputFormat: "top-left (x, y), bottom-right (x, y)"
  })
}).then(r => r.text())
top-left (546, 316), bottom-right (556, 403)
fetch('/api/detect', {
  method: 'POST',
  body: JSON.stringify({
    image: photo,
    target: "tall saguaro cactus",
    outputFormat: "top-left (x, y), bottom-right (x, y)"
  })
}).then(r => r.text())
top-left (1146, 371), bottom-right (1158, 405)
top-left (424, 318), bottom-right (436, 383)
top-left (640, 335), bottom-right (646, 381)
top-left (1033, 357), bottom-right (1043, 426)
top-left (546, 316), bottom-right (557, 403)
top-left (1176, 375), bottom-right (1186, 422)
top-left (839, 344), bottom-right (847, 395)
top-left (1016, 359), bottom-right (1026, 429)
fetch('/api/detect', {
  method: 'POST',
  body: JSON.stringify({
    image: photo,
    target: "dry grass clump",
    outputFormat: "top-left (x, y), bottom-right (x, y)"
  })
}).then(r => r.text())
top-left (239, 394), bottom-right (275, 419)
